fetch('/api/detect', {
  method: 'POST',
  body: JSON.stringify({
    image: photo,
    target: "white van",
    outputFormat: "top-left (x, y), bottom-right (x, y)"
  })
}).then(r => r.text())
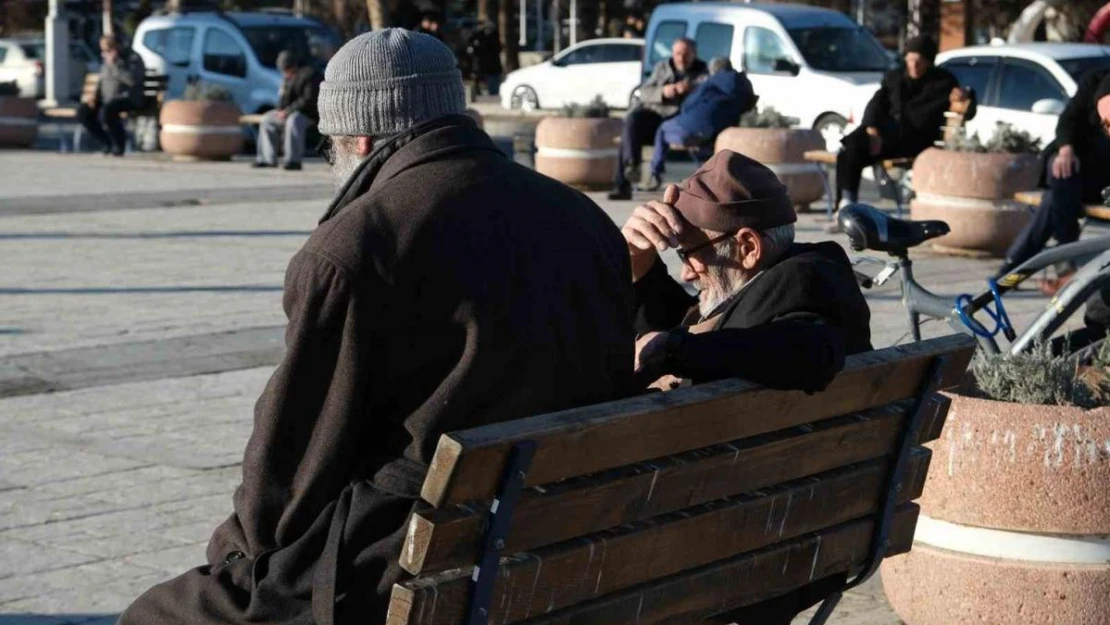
top-left (644, 2), bottom-right (894, 150)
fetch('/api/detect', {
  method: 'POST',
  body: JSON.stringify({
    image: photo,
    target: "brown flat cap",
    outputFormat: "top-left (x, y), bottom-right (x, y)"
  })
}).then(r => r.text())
top-left (673, 150), bottom-right (796, 233)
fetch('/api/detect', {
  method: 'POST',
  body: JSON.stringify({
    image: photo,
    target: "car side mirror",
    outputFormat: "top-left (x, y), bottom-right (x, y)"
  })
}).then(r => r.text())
top-left (1031, 98), bottom-right (1065, 115)
top-left (773, 58), bottom-right (800, 76)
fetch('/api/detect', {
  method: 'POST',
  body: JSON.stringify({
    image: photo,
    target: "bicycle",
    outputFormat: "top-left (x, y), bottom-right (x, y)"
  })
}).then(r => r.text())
top-left (839, 203), bottom-right (1110, 359)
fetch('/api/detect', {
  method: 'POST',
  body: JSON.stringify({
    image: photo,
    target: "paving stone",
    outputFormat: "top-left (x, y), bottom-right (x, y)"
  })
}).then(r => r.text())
top-left (0, 540), bottom-right (98, 579)
top-left (0, 560), bottom-right (163, 604)
top-left (121, 543), bottom-right (208, 575)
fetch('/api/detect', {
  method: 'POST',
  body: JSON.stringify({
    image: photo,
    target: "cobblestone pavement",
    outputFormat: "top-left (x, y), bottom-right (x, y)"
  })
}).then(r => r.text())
top-left (1, 150), bottom-right (1104, 625)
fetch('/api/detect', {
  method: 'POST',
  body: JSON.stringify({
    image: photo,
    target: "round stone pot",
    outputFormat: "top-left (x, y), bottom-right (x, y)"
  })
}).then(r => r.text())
top-left (714, 127), bottom-right (825, 212)
top-left (534, 116), bottom-right (623, 190)
top-left (0, 97), bottom-right (39, 148)
top-left (882, 392), bottom-right (1110, 625)
top-left (910, 148), bottom-right (1040, 257)
top-left (159, 100), bottom-right (243, 160)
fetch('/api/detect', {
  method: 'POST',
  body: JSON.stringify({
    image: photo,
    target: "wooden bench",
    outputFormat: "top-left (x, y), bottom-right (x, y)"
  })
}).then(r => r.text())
top-left (41, 72), bottom-right (168, 152)
top-left (386, 335), bottom-right (975, 625)
top-left (803, 149), bottom-right (914, 220)
top-left (1014, 190), bottom-right (1110, 222)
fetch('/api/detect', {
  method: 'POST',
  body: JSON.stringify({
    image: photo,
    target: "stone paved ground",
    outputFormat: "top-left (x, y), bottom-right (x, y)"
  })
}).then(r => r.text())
top-left (1, 148), bottom-right (1104, 625)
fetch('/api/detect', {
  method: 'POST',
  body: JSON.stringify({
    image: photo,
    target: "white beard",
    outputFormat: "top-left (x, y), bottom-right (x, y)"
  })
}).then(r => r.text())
top-left (330, 149), bottom-right (364, 191)
top-left (697, 266), bottom-right (751, 318)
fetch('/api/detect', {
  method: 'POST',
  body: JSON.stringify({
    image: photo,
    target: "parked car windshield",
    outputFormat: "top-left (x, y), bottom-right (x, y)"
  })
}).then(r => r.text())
top-left (239, 25), bottom-right (342, 69)
top-left (1058, 55), bottom-right (1110, 85)
top-left (787, 27), bottom-right (892, 72)
top-left (19, 42), bottom-right (45, 59)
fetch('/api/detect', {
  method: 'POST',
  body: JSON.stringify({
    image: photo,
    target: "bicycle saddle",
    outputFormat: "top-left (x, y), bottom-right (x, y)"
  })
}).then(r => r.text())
top-left (838, 204), bottom-right (950, 254)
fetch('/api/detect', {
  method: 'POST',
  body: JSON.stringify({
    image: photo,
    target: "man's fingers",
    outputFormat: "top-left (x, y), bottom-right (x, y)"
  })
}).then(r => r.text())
top-left (663, 184), bottom-right (680, 205)
top-left (635, 205), bottom-right (681, 245)
top-left (622, 226), bottom-right (657, 252)
top-left (624, 216), bottom-right (672, 251)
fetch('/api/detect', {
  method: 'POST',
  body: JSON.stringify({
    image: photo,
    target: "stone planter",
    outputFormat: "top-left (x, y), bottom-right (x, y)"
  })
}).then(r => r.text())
top-left (882, 392), bottom-right (1110, 625)
top-left (714, 127), bottom-right (825, 211)
top-left (0, 97), bottom-right (39, 148)
top-left (159, 100), bottom-right (243, 160)
top-left (910, 148), bottom-right (1040, 257)
top-left (534, 116), bottom-right (622, 190)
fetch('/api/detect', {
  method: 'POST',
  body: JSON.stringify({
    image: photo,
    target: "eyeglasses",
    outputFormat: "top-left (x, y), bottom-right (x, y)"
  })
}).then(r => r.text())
top-left (675, 231), bottom-right (737, 270)
top-left (316, 136), bottom-right (334, 165)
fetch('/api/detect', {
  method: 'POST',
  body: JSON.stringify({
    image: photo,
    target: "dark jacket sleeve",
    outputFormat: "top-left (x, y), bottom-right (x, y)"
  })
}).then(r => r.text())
top-left (206, 248), bottom-right (376, 562)
top-left (282, 70), bottom-right (320, 117)
top-left (1056, 70), bottom-right (1101, 149)
top-left (861, 71), bottom-right (895, 129)
top-left (669, 313), bottom-right (847, 393)
top-left (902, 69), bottom-right (957, 132)
top-left (632, 258), bottom-right (696, 336)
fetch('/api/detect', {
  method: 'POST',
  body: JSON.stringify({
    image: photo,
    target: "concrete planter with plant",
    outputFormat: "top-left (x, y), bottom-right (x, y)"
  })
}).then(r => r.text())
top-left (883, 346), bottom-right (1110, 625)
top-left (159, 83), bottom-right (244, 160)
top-left (713, 107), bottom-right (825, 212)
top-left (534, 96), bottom-right (622, 190)
top-left (0, 81), bottom-right (38, 148)
top-left (910, 122), bottom-right (1042, 257)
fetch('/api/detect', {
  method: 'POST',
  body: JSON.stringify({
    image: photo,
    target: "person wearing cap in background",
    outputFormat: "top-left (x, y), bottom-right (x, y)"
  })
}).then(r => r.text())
top-left (119, 28), bottom-right (635, 625)
top-left (625, 149), bottom-right (872, 397)
top-left (835, 36), bottom-right (975, 209)
top-left (1000, 67), bottom-right (1110, 295)
top-left (252, 50), bottom-right (321, 171)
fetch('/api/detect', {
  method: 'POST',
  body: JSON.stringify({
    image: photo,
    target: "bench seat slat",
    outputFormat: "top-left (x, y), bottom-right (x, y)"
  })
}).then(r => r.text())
top-left (1014, 190), bottom-right (1110, 221)
top-left (802, 149), bottom-right (913, 170)
top-left (422, 336), bottom-right (974, 507)
top-left (389, 504), bottom-right (920, 625)
top-left (402, 395), bottom-right (950, 574)
top-left (391, 451), bottom-right (929, 625)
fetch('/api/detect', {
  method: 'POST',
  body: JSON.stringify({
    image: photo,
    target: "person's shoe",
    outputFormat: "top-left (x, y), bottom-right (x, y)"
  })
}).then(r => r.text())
top-left (638, 174), bottom-right (663, 193)
top-left (607, 184), bottom-right (632, 201)
top-left (625, 163), bottom-right (642, 186)
top-left (282, 162), bottom-right (303, 171)
top-left (252, 161), bottom-right (276, 169)
top-left (1038, 270), bottom-right (1076, 296)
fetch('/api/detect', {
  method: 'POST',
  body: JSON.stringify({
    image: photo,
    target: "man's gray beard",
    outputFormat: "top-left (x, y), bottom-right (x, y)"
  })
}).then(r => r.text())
top-left (330, 149), bottom-right (364, 191)
top-left (697, 265), bottom-right (748, 317)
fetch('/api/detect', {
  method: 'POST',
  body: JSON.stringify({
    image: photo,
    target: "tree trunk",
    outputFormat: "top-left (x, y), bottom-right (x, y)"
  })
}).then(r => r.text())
top-left (103, 0), bottom-right (114, 36)
top-left (500, 0), bottom-right (520, 72)
top-left (478, 0), bottom-right (493, 22)
top-left (367, 0), bottom-right (390, 29)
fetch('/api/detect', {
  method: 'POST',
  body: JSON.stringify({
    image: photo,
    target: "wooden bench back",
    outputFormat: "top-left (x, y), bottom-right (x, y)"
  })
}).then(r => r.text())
top-left (81, 72), bottom-right (167, 113)
top-left (388, 335), bottom-right (975, 625)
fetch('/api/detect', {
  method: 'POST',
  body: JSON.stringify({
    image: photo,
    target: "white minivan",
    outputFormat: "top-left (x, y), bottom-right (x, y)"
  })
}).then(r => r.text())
top-left (643, 2), bottom-right (894, 150)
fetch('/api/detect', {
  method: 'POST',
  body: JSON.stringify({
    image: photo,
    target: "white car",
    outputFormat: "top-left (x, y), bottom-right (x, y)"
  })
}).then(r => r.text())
top-left (0, 37), bottom-right (98, 99)
top-left (500, 38), bottom-right (644, 111)
top-left (643, 2), bottom-right (893, 151)
top-left (937, 43), bottom-right (1110, 148)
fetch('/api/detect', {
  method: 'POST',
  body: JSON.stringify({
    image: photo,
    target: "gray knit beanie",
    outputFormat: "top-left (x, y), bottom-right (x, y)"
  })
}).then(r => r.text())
top-left (317, 28), bottom-right (466, 137)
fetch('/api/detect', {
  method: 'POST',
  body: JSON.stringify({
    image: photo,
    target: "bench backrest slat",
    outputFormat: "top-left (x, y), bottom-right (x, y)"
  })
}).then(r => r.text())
top-left (422, 335), bottom-right (973, 507)
top-left (402, 395), bottom-right (951, 574)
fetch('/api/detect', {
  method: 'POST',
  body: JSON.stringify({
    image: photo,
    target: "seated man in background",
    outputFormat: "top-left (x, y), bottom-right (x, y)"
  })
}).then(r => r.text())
top-left (644, 56), bottom-right (756, 192)
top-left (624, 149), bottom-right (872, 394)
top-left (252, 51), bottom-right (321, 171)
top-left (836, 36), bottom-right (974, 208)
top-left (1000, 67), bottom-right (1110, 293)
top-left (609, 37), bottom-right (708, 200)
top-left (77, 34), bottom-right (146, 156)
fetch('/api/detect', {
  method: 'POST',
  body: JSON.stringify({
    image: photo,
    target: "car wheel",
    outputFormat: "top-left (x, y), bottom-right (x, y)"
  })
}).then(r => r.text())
top-left (815, 114), bottom-right (848, 152)
top-left (510, 85), bottom-right (540, 112)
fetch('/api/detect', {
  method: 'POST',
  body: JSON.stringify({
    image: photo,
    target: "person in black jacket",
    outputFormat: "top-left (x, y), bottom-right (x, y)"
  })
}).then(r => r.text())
top-left (1000, 68), bottom-right (1110, 292)
top-left (252, 51), bottom-right (321, 171)
top-left (835, 36), bottom-right (974, 207)
top-left (624, 149), bottom-right (872, 395)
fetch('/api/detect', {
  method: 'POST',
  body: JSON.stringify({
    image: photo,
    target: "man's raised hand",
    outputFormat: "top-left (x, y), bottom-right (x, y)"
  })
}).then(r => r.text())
top-left (621, 184), bottom-right (684, 281)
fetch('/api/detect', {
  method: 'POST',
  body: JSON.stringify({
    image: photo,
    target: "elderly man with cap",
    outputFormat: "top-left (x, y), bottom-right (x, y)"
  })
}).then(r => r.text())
top-left (625, 150), bottom-right (872, 395)
top-left (1000, 67), bottom-right (1110, 293)
top-left (835, 36), bottom-right (975, 208)
top-left (119, 28), bottom-right (635, 625)
top-left (252, 50), bottom-right (322, 171)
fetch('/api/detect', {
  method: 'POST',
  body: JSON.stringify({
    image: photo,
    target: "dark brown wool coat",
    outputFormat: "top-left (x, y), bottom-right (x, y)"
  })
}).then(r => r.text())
top-left (119, 115), bottom-right (635, 625)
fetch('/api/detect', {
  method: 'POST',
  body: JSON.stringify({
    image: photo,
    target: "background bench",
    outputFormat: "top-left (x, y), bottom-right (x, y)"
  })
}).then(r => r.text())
top-left (387, 334), bottom-right (975, 625)
top-left (41, 72), bottom-right (168, 152)
top-left (1014, 190), bottom-right (1110, 221)
top-left (804, 149), bottom-right (913, 220)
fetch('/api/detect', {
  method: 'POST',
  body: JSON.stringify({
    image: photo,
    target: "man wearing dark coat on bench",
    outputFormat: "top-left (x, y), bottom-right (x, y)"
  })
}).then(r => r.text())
top-left (835, 36), bottom-right (974, 209)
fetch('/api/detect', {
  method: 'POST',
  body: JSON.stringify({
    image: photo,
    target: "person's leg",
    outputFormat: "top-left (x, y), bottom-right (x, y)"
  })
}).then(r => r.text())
top-left (256, 110), bottom-right (282, 166)
top-left (1002, 155), bottom-right (1082, 272)
top-left (651, 118), bottom-right (689, 178)
top-left (835, 128), bottom-right (874, 206)
top-left (486, 73), bottom-right (501, 97)
top-left (77, 102), bottom-right (111, 152)
top-left (612, 109), bottom-right (645, 193)
top-left (101, 99), bottom-right (133, 156)
top-left (282, 112), bottom-right (308, 167)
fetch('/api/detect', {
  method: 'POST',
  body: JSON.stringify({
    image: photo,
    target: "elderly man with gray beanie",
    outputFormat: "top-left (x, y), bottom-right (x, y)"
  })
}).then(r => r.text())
top-left (252, 50), bottom-right (321, 170)
top-left (118, 28), bottom-right (635, 625)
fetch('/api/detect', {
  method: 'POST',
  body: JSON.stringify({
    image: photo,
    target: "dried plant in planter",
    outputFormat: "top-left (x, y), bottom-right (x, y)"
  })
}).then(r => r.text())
top-left (968, 340), bottom-right (1110, 409)
top-left (943, 121), bottom-right (1042, 154)
top-left (739, 106), bottom-right (798, 129)
top-left (183, 82), bottom-right (235, 102)
top-left (561, 95), bottom-right (611, 119)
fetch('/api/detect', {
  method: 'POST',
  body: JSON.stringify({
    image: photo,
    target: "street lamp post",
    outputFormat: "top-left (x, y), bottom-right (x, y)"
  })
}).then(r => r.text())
top-left (45, 0), bottom-right (71, 106)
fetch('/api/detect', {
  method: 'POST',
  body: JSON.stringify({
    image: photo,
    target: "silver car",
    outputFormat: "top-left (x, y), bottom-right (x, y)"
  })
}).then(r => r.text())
top-left (0, 37), bottom-right (98, 98)
top-left (132, 11), bottom-right (341, 114)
